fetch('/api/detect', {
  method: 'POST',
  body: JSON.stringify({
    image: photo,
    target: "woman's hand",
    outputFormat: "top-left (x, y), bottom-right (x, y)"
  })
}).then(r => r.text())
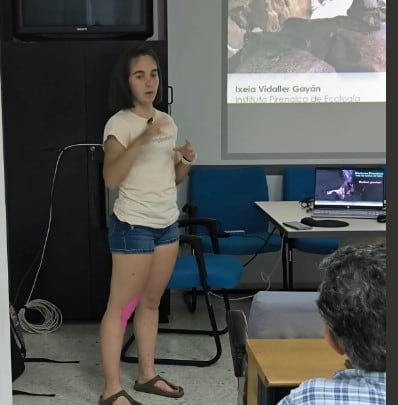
top-left (133, 117), bottom-right (169, 147)
top-left (174, 139), bottom-right (196, 162)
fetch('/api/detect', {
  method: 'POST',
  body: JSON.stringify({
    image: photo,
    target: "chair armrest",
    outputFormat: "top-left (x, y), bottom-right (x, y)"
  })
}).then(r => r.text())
top-left (178, 217), bottom-right (220, 253)
top-left (179, 233), bottom-right (203, 254)
top-left (178, 233), bottom-right (208, 287)
top-left (182, 202), bottom-right (197, 217)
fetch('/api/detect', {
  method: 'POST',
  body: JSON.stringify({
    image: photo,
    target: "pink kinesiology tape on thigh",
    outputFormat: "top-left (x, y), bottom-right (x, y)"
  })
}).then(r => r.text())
top-left (120, 294), bottom-right (141, 330)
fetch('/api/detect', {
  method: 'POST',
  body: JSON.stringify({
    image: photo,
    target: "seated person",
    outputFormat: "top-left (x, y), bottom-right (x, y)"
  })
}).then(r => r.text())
top-left (278, 243), bottom-right (386, 405)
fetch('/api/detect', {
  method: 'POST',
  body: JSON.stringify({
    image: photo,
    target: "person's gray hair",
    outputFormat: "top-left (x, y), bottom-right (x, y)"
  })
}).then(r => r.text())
top-left (317, 243), bottom-right (386, 371)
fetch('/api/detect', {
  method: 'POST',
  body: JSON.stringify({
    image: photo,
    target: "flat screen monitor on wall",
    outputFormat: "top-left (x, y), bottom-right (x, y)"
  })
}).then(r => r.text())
top-left (14, 0), bottom-right (153, 39)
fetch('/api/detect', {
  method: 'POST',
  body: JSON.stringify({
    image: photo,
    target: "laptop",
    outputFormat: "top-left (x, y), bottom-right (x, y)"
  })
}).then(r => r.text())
top-left (312, 167), bottom-right (385, 219)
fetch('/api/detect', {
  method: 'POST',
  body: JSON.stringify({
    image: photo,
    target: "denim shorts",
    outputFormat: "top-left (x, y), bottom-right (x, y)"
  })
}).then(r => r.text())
top-left (108, 214), bottom-right (180, 254)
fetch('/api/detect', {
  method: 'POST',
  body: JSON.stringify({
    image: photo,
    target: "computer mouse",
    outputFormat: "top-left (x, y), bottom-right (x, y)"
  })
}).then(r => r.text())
top-left (377, 214), bottom-right (386, 223)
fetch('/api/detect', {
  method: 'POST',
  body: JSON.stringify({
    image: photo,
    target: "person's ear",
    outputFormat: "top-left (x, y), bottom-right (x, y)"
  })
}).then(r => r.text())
top-left (323, 324), bottom-right (345, 355)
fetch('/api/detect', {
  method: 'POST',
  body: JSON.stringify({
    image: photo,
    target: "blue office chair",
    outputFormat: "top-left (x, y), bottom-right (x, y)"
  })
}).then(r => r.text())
top-left (182, 166), bottom-right (282, 304)
top-left (283, 167), bottom-right (339, 286)
top-left (121, 217), bottom-right (244, 367)
top-left (183, 166), bottom-right (282, 256)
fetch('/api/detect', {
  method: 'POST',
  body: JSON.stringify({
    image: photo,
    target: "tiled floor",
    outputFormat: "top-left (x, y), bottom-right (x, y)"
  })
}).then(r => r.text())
top-left (12, 291), bottom-right (253, 405)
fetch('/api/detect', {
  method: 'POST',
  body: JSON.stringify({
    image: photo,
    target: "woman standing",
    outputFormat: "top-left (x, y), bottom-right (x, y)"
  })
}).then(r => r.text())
top-left (99, 45), bottom-right (196, 405)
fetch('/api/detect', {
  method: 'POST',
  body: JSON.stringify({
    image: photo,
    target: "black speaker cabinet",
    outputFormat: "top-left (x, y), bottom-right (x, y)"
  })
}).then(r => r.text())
top-left (1, 40), bottom-right (169, 320)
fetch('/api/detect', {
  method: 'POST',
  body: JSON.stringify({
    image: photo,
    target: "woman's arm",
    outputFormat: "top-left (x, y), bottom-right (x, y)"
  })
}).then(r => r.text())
top-left (103, 136), bottom-right (141, 190)
top-left (174, 140), bottom-right (197, 185)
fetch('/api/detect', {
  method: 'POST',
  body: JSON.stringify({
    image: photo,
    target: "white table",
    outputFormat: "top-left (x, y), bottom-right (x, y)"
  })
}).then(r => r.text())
top-left (255, 201), bottom-right (386, 289)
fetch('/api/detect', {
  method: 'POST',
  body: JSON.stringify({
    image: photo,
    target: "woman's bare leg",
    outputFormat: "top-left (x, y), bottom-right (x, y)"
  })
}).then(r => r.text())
top-left (133, 241), bottom-right (180, 394)
top-left (99, 253), bottom-right (152, 404)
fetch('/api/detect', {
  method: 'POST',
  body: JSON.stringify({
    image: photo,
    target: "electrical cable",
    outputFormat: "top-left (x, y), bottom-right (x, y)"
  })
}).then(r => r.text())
top-left (17, 143), bottom-right (102, 334)
top-left (258, 240), bottom-right (284, 292)
top-left (242, 225), bottom-right (278, 267)
top-left (209, 240), bottom-right (283, 301)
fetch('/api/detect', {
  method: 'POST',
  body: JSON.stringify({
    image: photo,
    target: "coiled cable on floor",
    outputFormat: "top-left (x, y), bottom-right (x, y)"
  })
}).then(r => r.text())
top-left (18, 299), bottom-right (63, 334)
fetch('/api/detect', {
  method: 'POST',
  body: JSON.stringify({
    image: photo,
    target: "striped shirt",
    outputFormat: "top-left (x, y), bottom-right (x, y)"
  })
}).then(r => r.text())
top-left (277, 369), bottom-right (386, 405)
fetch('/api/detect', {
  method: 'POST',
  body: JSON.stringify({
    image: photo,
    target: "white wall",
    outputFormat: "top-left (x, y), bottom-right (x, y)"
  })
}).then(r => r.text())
top-left (0, 75), bottom-right (13, 405)
top-left (168, 0), bottom-right (225, 165)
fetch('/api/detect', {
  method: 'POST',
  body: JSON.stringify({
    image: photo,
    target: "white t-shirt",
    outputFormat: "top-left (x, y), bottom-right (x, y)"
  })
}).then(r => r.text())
top-left (103, 109), bottom-right (179, 228)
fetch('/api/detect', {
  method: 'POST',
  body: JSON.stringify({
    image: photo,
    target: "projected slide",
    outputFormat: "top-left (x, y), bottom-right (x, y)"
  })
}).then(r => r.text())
top-left (227, 0), bottom-right (386, 104)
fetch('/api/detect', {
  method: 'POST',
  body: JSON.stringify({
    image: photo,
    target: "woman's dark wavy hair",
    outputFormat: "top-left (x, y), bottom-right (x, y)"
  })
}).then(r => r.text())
top-left (108, 45), bottom-right (163, 113)
top-left (317, 243), bottom-right (386, 371)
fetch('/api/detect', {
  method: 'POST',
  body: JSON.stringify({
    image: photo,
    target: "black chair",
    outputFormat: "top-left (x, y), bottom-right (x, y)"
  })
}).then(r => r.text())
top-left (121, 217), bottom-right (244, 367)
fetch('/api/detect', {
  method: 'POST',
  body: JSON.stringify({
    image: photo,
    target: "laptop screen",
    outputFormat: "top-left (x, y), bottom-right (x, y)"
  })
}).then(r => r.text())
top-left (314, 167), bottom-right (385, 209)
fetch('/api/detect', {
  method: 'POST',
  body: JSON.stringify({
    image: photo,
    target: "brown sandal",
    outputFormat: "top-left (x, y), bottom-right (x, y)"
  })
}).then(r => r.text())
top-left (134, 375), bottom-right (184, 398)
top-left (99, 389), bottom-right (142, 405)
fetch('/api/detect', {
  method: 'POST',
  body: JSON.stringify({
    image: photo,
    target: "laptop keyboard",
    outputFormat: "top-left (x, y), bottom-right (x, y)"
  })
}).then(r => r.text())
top-left (312, 209), bottom-right (382, 219)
